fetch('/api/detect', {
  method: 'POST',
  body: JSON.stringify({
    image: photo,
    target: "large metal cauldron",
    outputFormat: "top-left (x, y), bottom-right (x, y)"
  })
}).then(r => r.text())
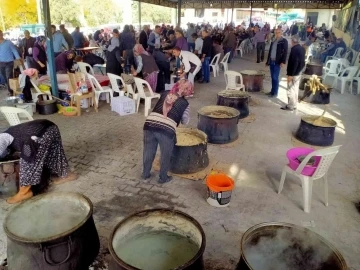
top-left (240, 70), bottom-right (265, 92)
top-left (217, 90), bottom-right (249, 119)
top-left (237, 222), bottom-right (348, 270)
top-left (0, 154), bottom-right (20, 198)
top-left (4, 192), bottom-right (100, 270)
top-left (304, 62), bottom-right (323, 76)
top-left (171, 128), bottom-right (209, 174)
top-left (295, 115), bottom-right (337, 146)
top-left (108, 209), bottom-right (206, 270)
top-left (198, 105), bottom-right (240, 144)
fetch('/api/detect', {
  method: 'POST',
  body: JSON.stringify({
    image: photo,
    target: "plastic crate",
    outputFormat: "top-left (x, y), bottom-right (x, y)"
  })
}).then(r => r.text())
top-left (111, 96), bottom-right (136, 116)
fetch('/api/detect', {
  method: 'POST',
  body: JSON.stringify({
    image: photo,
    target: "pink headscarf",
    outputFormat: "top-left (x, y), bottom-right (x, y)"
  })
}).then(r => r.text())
top-left (133, 44), bottom-right (149, 56)
top-left (163, 79), bottom-right (193, 117)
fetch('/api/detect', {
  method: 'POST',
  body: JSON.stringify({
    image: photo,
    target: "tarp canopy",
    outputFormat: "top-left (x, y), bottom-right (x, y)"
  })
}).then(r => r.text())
top-left (133, 0), bottom-right (350, 9)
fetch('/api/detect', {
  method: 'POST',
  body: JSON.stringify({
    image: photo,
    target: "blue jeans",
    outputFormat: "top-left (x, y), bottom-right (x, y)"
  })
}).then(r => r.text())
top-left (0, 61), bottom-right (14, 93)
top-left (188, 42), bottom-right (195, 52)
top-left (270, 61), bottom-right (281, 96)
top-left (321, 52), bottom-right (328, 63)
top-left (224, 47), bottom-right (233, 63)
top-left (202, 57), bottom-right (210, 83)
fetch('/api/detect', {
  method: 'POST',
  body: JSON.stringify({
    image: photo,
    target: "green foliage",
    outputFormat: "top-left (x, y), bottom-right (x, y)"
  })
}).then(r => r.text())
top-left (131, 2), bottom-right (172, 24)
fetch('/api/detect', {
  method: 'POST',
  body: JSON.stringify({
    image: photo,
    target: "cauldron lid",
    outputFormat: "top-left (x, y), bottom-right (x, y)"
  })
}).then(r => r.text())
top-left (240, 70), bottom-right (265, 75)
top-left (4, 192), bottom-right (92, 243)
top-left (218, 90), bottom-right (249, 98)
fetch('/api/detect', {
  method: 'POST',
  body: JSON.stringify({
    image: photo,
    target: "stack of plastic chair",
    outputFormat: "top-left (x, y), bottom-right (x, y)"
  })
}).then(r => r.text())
top-left (325, 47), bottom-right (344, 63)
top-left (350, 67), bottom-right (360, 95)
top-left (278, 146), bottom-right (341, 213)
top-left (332, 66), bottom-right (359, 94)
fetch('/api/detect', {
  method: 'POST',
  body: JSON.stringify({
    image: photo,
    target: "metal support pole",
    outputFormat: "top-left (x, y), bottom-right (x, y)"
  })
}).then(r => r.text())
top-left (138, 0), bottom-right (141, 29)
top-left (42, 0), bottom-right (58, 97)
top-left (231, 0), bottom-right (234, 24)
top-left (250, 2), bottom-right (253, 26)
top-left (177, 0), bottom-right (182, 27)
top-left (37, 0), bottom-right (42, 24)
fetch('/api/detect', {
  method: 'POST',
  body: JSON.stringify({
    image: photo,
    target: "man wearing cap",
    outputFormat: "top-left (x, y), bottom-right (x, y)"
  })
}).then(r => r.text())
top-left (281, 35), bottom-right (305, 111)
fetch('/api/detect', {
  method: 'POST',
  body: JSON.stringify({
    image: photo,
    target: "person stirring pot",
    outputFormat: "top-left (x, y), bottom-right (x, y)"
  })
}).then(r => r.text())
top-left (0, 120), bottom-right (77, 204)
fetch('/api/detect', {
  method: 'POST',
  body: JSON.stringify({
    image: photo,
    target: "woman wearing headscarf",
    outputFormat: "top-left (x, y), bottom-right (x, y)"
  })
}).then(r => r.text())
top-left (55, 50), bottom-right (76, 73)
top-left (0, 120), bottom-right (77, 204)
top-left (132, 44), bottom-right (159, 91)
top-left (106, 29), bottom-right (123, 75)
top-left (32, 36), bottom-right (47, 76)
top-left (142, 79), bottom-right (193, 183)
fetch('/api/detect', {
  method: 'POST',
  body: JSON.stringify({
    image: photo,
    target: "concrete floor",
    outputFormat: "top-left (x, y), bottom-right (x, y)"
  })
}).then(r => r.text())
top-left (0, 47), bottom-right (359, 269)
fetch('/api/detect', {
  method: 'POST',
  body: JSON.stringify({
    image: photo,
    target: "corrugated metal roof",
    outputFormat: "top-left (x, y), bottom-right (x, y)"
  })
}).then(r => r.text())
top-left (134, 0), bottom-right (350, 9)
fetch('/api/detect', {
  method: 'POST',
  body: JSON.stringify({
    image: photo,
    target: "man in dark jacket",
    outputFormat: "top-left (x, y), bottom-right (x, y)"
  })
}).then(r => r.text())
top-left (139, 25), bottom-right (149, 50)
top-left (266, 28), bottom-right (288, 97)
top-left (199, 29), bottom-right (212, 83)
top-left (281, 35), bottom-right (305, 111)
top-left (60, 24), bottom-right (74, 49)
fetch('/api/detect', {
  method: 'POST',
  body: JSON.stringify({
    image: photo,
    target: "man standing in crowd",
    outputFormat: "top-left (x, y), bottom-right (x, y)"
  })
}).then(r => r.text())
top-left (71, 27), bottom-right (85, 49)
top-left (20, 30), bottom-right (36, 67)
top-left (147, 25), bottom-right (161, 53)
top-left (252, 25), bottom-right (267, 63)
top-left (199, 29), bottom-right (212, 84)
top-left (0, 30), bottom-right (21, 95)
top-left (172, 46), bottom-right (201, 87)
top-left (186, 23), bottom-right (196, 52)
top-left (139, 25), bottom-right (149, 51)
top-left (291, 22), bottom-right (299, 36)
top-left (51, 25), bottom-right (68, 57)
top-left (222, 27), bottom-right (236, 63)
top-left (266, 28), bottom-right (288, 97)
top-left (282, 35), bottom-right (305, 111)
top-left (59, 24), bottom-right (74, 49)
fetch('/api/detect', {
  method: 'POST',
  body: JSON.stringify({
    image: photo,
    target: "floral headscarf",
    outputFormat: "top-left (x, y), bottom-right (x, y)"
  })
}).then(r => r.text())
top-left (163, 79), bottom-right (193, 117)
top-left (133, 44), bottom-right (149, 56)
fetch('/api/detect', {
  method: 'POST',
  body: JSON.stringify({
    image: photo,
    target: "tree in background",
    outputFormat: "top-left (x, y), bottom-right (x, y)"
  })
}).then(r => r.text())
top-left (49, 0), bottom-right (81, 26)
top-left (131, 2), bottom-right (172, 24)
top-left (2, 0), bottom-right (37, 30)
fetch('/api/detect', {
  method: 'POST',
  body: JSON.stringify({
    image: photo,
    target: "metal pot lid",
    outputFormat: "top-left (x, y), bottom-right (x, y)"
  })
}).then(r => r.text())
top-left (4, 192), bottom-right (92, 243)
top-left (198, 105), bottom-right (240, 119)
top-left (218, 90), bottom-right (249, 98)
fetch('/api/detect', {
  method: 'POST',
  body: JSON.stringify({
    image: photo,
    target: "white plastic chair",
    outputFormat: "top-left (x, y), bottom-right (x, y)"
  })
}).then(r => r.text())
top-left (107, 73), bottom-right (125, 95)
top-left (0, 106), bottom-right (34, 126)
top-left (350, 68), bottom-right (360, 95)
top-left (343, 50), bottom-right (352, 62)
top-left (219, 52), bottom-right (231, 73)
top-left (210, 53), bottom-right (221, 77)
top-left (322, 60), bottom-right (342, 85)
top-left (77, 62), bottom-right (95, 75)
top-left (87, 74), bottom-right (112, 109)
top-left (133, 77), bottom-right (160, 116)
top-left (30, 79), bottom-right (53, 101)
top-left (332, 66), bottom-right (359, 94)
top-left (236, 42), bottom-right (243, 57)
top-left (224, 70), bottom-right (245, 91)
top-left (278, 145), bottom-right (342, 213)
top-left (325, 47), bottom-right (344, 63)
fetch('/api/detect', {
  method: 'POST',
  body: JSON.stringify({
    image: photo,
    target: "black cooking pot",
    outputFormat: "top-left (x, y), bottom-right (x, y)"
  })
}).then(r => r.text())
top-left (4, 192), bottom-right (100, 270)
top-left (198, 106), bottom-right (240, 144)
top-left (108, 209), bottom-right (206, 270)
top-left (304, 62), bottom-right (323, 76)
top-left (240, 70), bottom-right (265, 92)
top-left (237, 222), bottom-right (347, 270)
top-left (170, 128), bottom-right (209, 174)
top-left (36, 99), bottom-right (58, 115)
top-left (295, 115), bottom-right (336, 146)
top-left (217, 90), bottom-right (249, 119)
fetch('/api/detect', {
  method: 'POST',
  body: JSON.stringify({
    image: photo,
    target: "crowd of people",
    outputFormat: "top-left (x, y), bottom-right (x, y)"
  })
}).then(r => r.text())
top-left (0, 19), bottom-right (350, 190)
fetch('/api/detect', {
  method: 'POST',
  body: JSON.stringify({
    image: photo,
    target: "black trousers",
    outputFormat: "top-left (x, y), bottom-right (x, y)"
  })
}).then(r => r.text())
top-left (256, 42), bottom-right (265, 62)
top-left (143, 130), bottom-right (175, 181)
top-left (156, 61), bottom-right (170, 93)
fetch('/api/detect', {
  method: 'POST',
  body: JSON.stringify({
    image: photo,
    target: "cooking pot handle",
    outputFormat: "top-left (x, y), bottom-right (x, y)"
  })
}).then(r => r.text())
top-left (41, 236), bottom-right (72, 266)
